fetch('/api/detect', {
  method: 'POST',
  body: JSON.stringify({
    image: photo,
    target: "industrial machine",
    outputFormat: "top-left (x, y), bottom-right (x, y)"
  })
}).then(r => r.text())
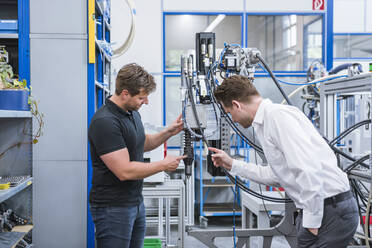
top-left (180, 32), bottom-right (297, 247)
top-left (181, 32), bottom-right (372, 247)
top-left (181, 32), bottom-right (265, 179)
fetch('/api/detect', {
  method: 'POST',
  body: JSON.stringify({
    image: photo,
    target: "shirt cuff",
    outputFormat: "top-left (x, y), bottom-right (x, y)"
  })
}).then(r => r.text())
top-left (302, 211), bottom-right (323, 228)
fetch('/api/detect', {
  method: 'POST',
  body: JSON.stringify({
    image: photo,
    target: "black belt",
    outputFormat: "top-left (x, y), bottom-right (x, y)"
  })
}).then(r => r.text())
top-left (324, 190), bottom-right (352, 207)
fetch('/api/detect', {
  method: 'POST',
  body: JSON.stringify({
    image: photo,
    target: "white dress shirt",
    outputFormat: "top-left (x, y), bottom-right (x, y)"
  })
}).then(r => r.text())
top-left (230, 99), bottom-right (350, 228)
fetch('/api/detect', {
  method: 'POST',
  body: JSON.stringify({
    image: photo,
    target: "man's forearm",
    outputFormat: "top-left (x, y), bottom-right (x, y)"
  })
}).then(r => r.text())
top-left (231, 160), bottom-right (281, 187)
top-left (144, 129), bottom-right (172, 152)
top-left (119, 160), bottom-right (165, 180)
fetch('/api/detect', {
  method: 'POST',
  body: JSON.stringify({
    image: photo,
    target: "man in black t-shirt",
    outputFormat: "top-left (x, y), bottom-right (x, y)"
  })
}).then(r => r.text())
top-left (88, 63), bottom-right (184, 248)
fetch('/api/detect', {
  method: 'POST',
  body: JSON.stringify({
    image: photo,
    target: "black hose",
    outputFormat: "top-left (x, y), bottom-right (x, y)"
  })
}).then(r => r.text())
top-left (256, 54), bottom-right (293, 106)
top-left (184, 75), bottom-right (208, 145)
top-left (223, 167), bottom-right (292, 203)
top-left (328, 63), bottom-right (363, 75)
top-left (352, 181), bottom-right (366, 236)
top-left (330, 119), bottom-right (371, 146)
top-left (330, 145), bottom-right (370, 169)
top-left (344, 154), bottom-right (370, 173)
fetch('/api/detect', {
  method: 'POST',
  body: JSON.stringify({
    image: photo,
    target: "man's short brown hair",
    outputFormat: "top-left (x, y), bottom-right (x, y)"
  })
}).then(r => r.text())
top-left (115, 63), bottom-right (156, 96)
top-left (214, 75), bottom-right (260, 107)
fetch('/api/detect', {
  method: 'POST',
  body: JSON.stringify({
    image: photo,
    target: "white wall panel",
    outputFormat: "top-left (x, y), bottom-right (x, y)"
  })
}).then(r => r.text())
top-left (246, 0), bottom-right (314, 12)
top-left (111, 0), bottom-right (162, 73)
top-left (111, 0), bottom-right (163, 129)
top-left (139, 75), bottom-right (163, 127)
top-left (366, 0), bottom-right (372, 32)
top-left (163, 0), bottom-right (243, 12)
top-left (33, 161), bottom-right (87, 248)
top-left (334, 0), bottom-right (364, 32)
top-left (30, 38), bottom-right (88, 161)
top-left (30, 0), bottom-right (86, 34)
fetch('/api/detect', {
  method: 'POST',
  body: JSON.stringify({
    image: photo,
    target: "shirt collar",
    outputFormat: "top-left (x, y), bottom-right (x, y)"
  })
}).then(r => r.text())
top-left (252, 99), bottom-right (272, 126)
top-left (105, 97), bottom-right (133, 117)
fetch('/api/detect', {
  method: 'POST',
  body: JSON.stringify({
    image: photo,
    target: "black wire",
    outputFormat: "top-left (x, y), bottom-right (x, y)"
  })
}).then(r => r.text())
top-left (219, 70), bottom-right (226, 79)
top-left (351, 180), bottom-right (368, 209)
top-left (354, 180), bottom-right (368, 205)
top-left (256, 54), bottom-right (292, 106)
top-left (369, 198), bottom-right (372, 241)
top-left (330, 144), bottom-right (370, 169)
top-left (204, 75), bottom-right (220, 128)
top-left (353, 178), bottom-right (372, 242)
top-left (358, 180), bottom-right (370, 196)
top-left (302, 102), bottom-right (307, 114)
top-left (330, 119), bottom-right (371, 146)
top-left (344, 154), bottom-right (370, 173)
top-left (233, 176), bottom-right (237, 247)
top-left (184, 74), bottom-right (208, 145)
top-left (223, 168), bottom-right (292, 203)
top-left (351, 180), bottom-right (366, 238)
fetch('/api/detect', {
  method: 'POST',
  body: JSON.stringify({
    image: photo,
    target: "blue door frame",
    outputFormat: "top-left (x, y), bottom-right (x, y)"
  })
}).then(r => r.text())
top-left (18, 0), bottom-right (30, 84)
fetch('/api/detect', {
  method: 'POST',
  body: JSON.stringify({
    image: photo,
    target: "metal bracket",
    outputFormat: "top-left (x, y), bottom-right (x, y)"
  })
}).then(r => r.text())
top-left (187, 201), bottom-right (297, 248)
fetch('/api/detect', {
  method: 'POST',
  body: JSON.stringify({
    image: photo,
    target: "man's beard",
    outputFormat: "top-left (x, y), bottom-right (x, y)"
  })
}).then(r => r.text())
top-left (124, 103), bottom-right (141, 111)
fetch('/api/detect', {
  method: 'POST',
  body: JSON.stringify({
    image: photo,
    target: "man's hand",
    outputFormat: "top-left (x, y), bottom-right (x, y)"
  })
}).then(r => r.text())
top-left (162, 155), bottom-right (186, 172)
top-left (166, 114), bottom-right (183, 136)
top-left (208, 147), bottom-right (233, 170)
top-left (307, 228), bottom-right (318, 236)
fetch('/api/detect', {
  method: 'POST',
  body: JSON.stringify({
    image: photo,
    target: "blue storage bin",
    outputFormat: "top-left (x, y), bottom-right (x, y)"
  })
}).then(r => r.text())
top-left (0, 90), bottom-right (30, 111)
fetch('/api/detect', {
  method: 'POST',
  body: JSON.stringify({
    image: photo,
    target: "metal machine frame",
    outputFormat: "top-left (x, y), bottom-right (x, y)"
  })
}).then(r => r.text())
top-left (143, 180), bottom-right (185, 247)
top-left (320, 73), bottom-right (372, 140)
top-left (320, 72), bottom-right (372, 181)
top-left (188, 201), bottom-right (297, 248)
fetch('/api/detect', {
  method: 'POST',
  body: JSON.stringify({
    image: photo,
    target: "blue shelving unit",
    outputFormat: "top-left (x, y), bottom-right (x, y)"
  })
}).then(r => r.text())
top-left (0, 1), bottom-right (32, 247)
top-left (87, 0), bottom-right (112, 247)
top-left (94, 0), bottom-right (111, 108)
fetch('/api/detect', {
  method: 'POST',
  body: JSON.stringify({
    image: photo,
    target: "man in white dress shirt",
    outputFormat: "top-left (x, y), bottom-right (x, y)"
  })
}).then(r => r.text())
top-left (209, 75), bottom-right (358, 248)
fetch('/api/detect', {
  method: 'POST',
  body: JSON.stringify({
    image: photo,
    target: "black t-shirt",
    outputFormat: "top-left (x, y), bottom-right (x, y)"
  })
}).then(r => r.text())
top-left (88, 98), bottom-right (146, 206)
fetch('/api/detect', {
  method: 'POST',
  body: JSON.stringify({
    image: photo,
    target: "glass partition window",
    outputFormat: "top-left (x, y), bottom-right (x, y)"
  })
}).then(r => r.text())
top-left (247, 15), bottom-right (323, 71)
top-left (253, 77), bottom-right (307, 108)
top-left (334, 35), bottom-right (372, 58)
top-left (165, 76), bottom-right (183, 147)
top-left (165, 14), bottom-right (242, 72)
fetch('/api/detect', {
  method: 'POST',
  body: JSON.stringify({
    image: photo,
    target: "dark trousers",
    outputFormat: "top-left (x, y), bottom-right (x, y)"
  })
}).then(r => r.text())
top-left (296, 195), bottom-right (358, 248)
top-left (90, 202), bottom-right (146, 248)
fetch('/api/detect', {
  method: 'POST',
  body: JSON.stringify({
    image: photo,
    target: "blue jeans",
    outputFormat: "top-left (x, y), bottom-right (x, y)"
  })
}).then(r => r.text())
top-left (90, 202), bottom-right (146, 248)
